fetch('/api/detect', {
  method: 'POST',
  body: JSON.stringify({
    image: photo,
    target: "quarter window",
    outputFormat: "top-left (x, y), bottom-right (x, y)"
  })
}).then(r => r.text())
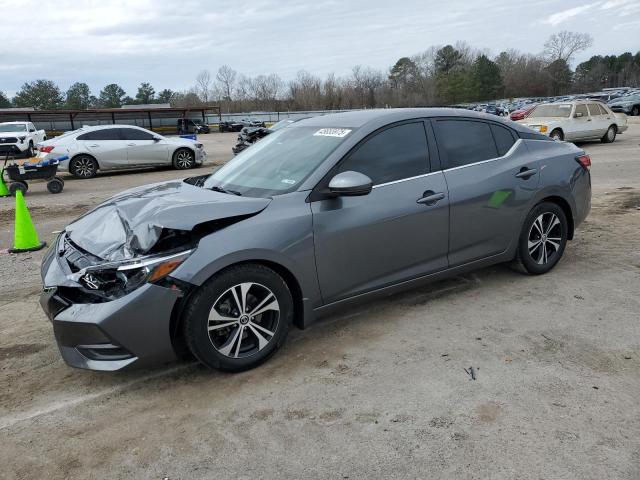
top-left (77, 128), bottom-right (121, 141)
top-left (434, 120), bottom-right (498, 169)
top-left (597, 103), bottom-right (610, 116)
top-left (338, 122), bottom-right (428, 185)
top-left (490, 124), bottom-right (516, 156)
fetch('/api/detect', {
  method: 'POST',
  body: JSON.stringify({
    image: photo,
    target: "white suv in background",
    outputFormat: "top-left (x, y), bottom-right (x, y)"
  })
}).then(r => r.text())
top-left (517, 100), bottom-right (628, 143)
top-left (37, 125), bottom-right (206, 178)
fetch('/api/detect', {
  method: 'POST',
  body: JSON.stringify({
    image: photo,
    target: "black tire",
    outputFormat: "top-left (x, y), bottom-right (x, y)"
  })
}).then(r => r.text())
top-left (515, 202), bottom-right (568, 275)
top-left (172, 148), bottom-right (195, 170)
top-left (183, 264), bottom-right (293, 372)
top-left (549, 129), bottom-right (563, 141)
top-left (24, 141), bottom-right (34, 158)
top-left (601, 125), bottom-right (616, 143)
top-left (632, 106), bottom-right (639, 117)
top-left (46, 178), bottom-right (64, 194)
top-left (69, 155), bottom-right (98, 178)
top-left (9, 181), bottom-right (28, 196)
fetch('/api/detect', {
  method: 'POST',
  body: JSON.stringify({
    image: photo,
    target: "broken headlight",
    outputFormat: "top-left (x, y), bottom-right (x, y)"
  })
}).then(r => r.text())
top-left (79, 250), bottom-right (192, 299)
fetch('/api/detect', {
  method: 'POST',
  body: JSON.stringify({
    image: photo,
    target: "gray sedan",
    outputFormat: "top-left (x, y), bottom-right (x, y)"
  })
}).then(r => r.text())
top-left (40, 109), bottom-right (591, 372)
top-left (37, 124), bottom-right (206, 178)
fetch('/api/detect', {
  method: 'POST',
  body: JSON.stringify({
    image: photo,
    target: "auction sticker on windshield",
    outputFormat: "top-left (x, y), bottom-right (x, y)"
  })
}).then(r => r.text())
top-left (313, 128), bottom-right (352, 138)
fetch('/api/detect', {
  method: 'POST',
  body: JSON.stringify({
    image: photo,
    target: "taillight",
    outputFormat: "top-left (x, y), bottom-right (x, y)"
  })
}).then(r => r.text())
top-left (576, 154), bottom-right (591, 170)
top-left (40, 146), bottom-right (54, 153)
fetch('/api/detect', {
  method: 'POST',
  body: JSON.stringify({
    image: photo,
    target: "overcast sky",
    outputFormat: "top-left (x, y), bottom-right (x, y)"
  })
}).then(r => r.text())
top-left (1, 0), bottom-right (639, 97)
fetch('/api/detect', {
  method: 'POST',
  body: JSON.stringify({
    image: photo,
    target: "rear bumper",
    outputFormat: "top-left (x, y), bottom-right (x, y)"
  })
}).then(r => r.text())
top-left (40, 243), bottom-right (181, 371)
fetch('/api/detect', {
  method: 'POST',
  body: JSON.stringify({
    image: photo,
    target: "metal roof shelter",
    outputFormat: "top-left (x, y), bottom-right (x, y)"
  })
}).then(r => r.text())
top-left (0, 106), bottom-right (221, 133)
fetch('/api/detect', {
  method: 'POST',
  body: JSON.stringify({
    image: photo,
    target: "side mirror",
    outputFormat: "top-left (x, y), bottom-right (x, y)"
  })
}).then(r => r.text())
top-left (574, 112), bottom-right (583, 118)
top-left (328, 171), bottom-right (373, 196)
top-left (153, 136), bottom-right (162, 142)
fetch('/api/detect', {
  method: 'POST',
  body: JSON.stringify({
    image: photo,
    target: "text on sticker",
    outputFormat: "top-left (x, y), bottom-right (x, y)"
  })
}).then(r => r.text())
top-left (313, 128), bottom-right (352, 138)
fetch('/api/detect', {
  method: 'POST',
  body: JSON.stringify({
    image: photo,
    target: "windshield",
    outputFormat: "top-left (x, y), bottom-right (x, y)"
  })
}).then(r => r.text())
top-left (269, 119), bottom-right (296, 131)
top-left (529, 104), bottom-right (572, 118)
top-left (0, 124), bottom-right (27, 132)
top-left (203, 126), bottom-right (352, 197)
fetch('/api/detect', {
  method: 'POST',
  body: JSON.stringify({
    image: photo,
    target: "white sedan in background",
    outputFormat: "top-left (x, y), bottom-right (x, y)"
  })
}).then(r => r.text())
top-left (517, 100), bottom-right (628, 143)
top-left (37, 125), bottom-right (206, 178)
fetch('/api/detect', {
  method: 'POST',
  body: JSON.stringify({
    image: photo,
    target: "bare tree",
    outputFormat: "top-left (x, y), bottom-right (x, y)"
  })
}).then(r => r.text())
top-left (544, 31), bottom-right (593, 64)
top-left (216, 65), bottom-right (237, 101)
top-left (195, 70), bottom-right (213, 103)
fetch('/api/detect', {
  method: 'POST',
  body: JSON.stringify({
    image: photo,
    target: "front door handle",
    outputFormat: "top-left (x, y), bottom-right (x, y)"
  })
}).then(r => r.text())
top-left (126, 143), bottom-right (136, 147)
top-left (89, 144), bottom-right (99, 147)
top-left (515, 168), bottom-right (537, 179)
top-left (417, 191), bottom-right (445, 205)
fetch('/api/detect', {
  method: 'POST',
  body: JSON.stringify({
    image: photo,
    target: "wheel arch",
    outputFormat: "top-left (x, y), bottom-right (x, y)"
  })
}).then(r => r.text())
top-left (169, 258), bottom-right (306, 350)
top-left (172, 146), bottom-right (196, 158)
top-left (538, 195), bottom-right (574, 240)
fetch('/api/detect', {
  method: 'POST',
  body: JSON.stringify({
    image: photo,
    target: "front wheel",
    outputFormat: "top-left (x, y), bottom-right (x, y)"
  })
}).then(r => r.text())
top-left (601, 125), bottom-right (616, 143)
top-left (24, 141), bottom-right (34, 158)
top-left (631, 106), bottom-right (639, 116)
top-left (515, 202), bottom-right (568, 275)
top-left (173, 148), bottom-right (195, 170)
top-left (183, 264), bottom-right (293, 372)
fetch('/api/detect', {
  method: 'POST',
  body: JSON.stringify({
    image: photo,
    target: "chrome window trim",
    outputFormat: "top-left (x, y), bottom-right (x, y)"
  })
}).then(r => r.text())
top-left (441, 138), bottom-right (522, 173)
top-left (372, 171), bottom-right (440, 189)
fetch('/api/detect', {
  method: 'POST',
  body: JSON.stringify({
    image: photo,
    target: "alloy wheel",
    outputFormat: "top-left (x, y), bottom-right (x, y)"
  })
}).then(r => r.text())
top-left (527, 212), bottom-right (562, 265)
top-left (74, 157), bottom-right (95, 177)
top-left (175, 150), bottom-right (194, 169)
top-left (207, 282), bottom-right (280, 358)
top-left (607, 127), bottom-right (615, 142)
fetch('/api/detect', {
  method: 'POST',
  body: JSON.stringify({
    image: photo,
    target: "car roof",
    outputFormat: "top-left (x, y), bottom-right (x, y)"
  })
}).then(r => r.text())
top-left (0, 121), bottom-right (29, 124)
top-left (78, 124), bottom-right (149, 131)
top-left (294, 108), bottom-right (533, 133)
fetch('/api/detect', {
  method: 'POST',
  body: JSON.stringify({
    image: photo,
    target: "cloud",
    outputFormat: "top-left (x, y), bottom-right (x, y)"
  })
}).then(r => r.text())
top-left (542, 3), bottom-right (598, 25)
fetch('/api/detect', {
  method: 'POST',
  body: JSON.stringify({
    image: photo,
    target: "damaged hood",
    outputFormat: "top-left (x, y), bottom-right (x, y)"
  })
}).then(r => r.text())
top-left (66, 180), bottom-right (271, 261)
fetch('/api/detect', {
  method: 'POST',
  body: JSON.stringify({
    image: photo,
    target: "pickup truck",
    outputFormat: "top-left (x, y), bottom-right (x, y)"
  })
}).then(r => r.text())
top-left (0, 121), bottom-right (47, 157)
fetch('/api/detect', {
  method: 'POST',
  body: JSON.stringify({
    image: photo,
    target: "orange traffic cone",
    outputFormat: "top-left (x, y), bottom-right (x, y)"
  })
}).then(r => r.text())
top-left (8, 190), bottom-right (46, 253)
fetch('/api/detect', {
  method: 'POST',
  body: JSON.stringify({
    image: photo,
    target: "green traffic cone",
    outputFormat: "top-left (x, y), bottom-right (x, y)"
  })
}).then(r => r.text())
top-left (8, 190), bottom-right (46, 253)
top-left (0, 171), bottom-right (9, 197)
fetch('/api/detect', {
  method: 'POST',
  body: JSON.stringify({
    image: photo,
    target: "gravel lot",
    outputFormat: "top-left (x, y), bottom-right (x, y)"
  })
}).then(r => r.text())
top-left (1, 124), bottom-right (639, 479)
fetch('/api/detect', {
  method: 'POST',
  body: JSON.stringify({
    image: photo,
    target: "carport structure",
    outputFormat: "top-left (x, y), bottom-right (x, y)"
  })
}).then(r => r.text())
top-left (0, 106), bottom-right (221, 135)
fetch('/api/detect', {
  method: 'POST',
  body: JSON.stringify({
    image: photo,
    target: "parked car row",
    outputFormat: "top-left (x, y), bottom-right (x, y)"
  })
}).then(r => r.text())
top-left (219, 118), bottom-right (266, 132)
top-left (36, 125), bottom-right (206, 178)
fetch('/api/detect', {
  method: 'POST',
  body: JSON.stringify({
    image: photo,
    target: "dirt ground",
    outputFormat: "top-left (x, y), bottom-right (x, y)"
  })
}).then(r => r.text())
top-left (1, 124), bottom-right (639, 479)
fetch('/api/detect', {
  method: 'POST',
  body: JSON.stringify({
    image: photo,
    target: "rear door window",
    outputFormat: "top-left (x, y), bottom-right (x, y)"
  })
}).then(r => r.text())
top-left (597, 103), bottom-right (610, 116)
top-left (77, 128), bottom-right (121, 141)
top-left (434, 120), bottom-right (498, 169)
top-left (120, 128), bottom-right (155, 141)
top-left (337, 122), bottom-right (429, 185)
top-left (490, 124), bottom-right (516, 156)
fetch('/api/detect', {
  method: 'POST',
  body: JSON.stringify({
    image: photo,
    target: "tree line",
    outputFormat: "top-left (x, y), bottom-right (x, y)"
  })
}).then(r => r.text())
top-left (1, 31), bottom-right (639, 113)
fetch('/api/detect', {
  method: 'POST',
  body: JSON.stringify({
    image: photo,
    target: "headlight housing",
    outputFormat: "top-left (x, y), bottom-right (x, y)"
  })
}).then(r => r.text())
top-left (79, 250), bottom-right (192, 299)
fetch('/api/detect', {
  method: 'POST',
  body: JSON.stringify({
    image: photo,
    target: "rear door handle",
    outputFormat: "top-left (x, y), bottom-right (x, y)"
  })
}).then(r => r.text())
top-left (89, 144), bottom-right (99, 147)
top-left (127, 143), bottom-right (136, 147)
top-left (515, 168), bottom-right (537, 179)
top-left (417, 191), bottom-right (445, 205)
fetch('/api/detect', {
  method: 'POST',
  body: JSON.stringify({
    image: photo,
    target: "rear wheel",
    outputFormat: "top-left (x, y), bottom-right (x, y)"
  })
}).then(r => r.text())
top-left (9, 181), bottom-right (28, 196)
top-left (550, 129), bottom-right (563, 141)
top-left (183, 264), bottom-right (293, 372)
top-left (173, 148), bottom-right (195, 170)
top-left (70, 155), bottom-right (98, 178)
top-left (515, 202), bottom-right (568, 275)
top-left (46, 177), bottom-right (64, 194)
top-left (601, 125), bottom-right (616, 143)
